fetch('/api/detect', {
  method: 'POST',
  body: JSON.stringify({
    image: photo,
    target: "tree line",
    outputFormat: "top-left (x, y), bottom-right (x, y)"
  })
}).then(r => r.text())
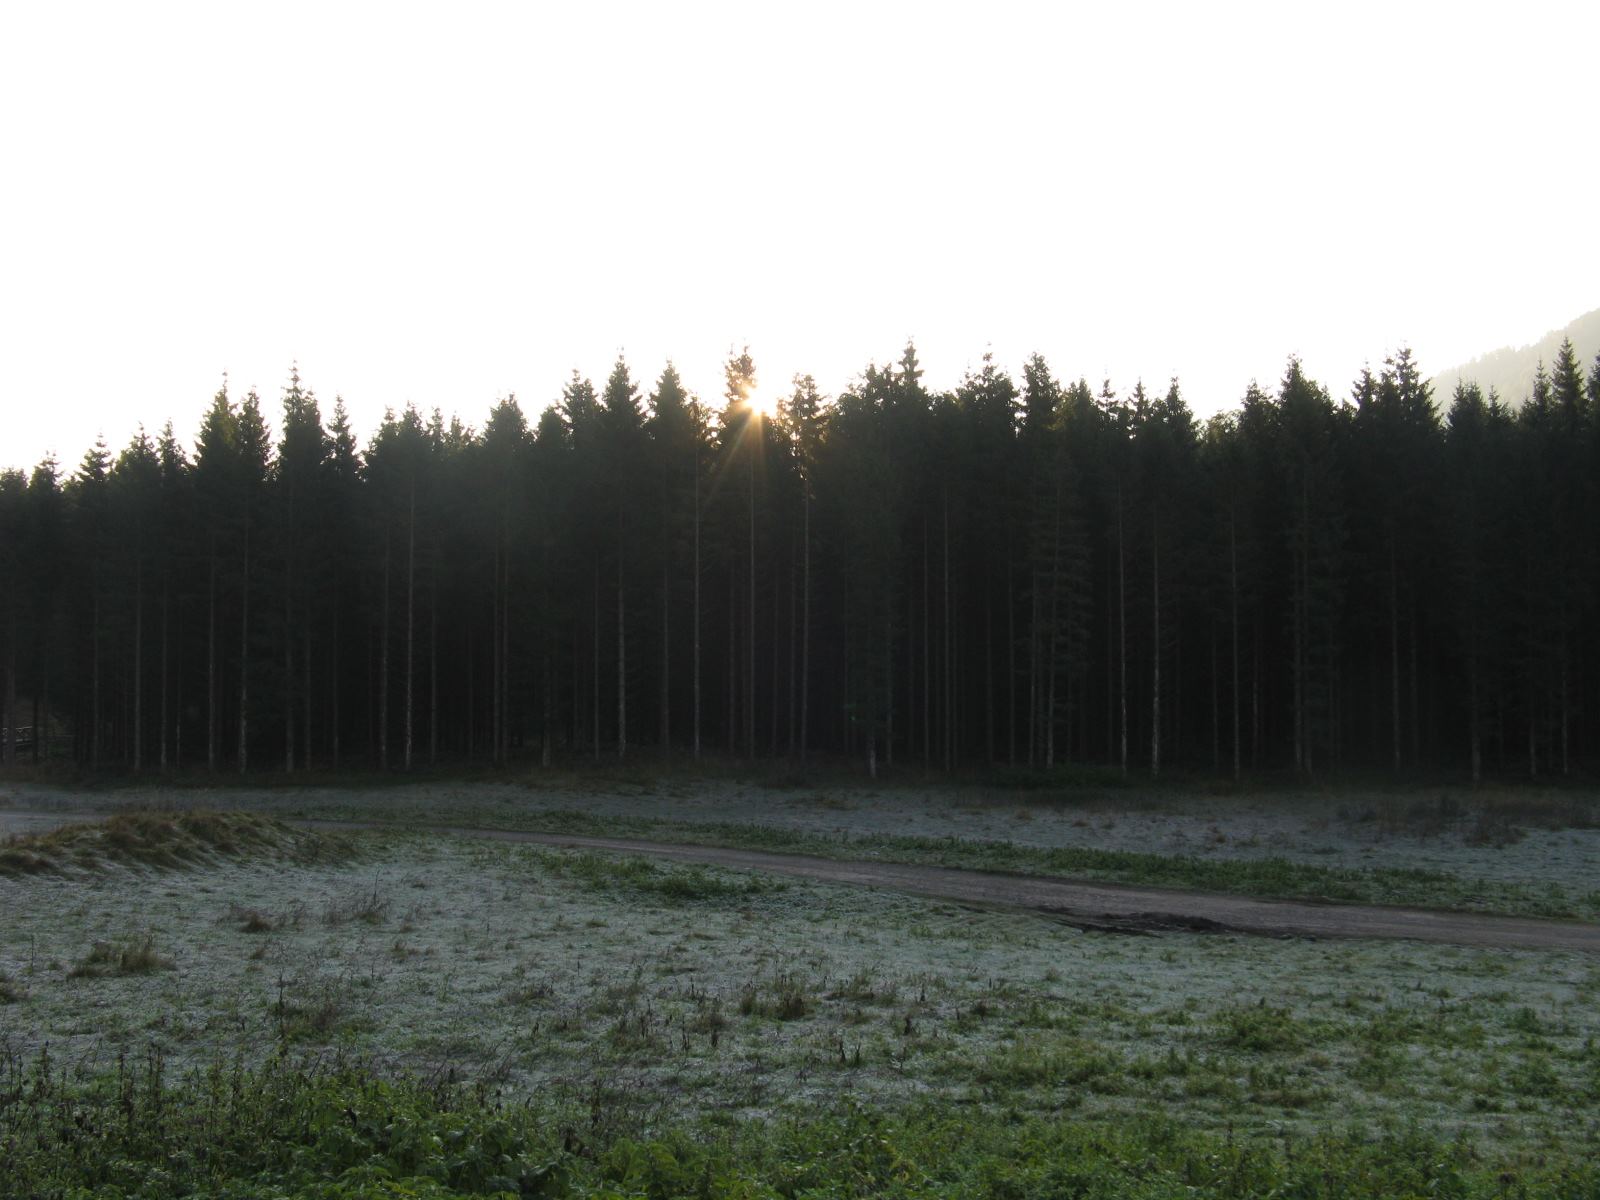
top-left (1, 339), bottom-right (1597, 782)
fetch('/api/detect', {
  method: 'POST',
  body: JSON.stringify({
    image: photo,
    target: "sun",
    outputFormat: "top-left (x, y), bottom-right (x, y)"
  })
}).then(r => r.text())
top-left (745, 386), bottom-right (778, 421)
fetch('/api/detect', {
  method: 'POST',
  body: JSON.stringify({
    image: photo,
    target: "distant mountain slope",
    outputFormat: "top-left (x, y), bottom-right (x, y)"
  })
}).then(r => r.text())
top-left (1429, 307), bottom-right (1600, 405)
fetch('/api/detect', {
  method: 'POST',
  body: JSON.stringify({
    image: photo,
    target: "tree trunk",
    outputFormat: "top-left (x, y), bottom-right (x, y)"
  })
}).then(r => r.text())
top-left (238, 526), bottom-right (250, 775)
top-left (799, 477), bottom-right (809, 763)
top-left (1468, 618), bottom-right (1481, 786)
top-left (985, 577), bottom-right (994, 764)
top-left (771, 559), bottom-right (782, 756)
top-left (746, 437), bottom-right (756, 762)
top-left (429, 561), bottom-right (438, 767)
top-left (1007, 538), bottom-right (1017, 767)
top-left (1210, 619), bottom-right (1219, 772)
top-left (788, 540), bottom-right (798, 757)
top-left (207, 540), bottom-right (217, 772)
top-left (1230, 509), bottom-right (1240, 782)
top-left (1150, 516), bottom-right (1160, 778)
top-left (331, 607), bottom-right (341, 769)
top-left (1117, 488), bottom-right (1127, 777)
top-left (592, 560), bottom-right (600, 763)
top-left (1389, 535), bottom-right (1401, 772)
top-left (159, 571), bottom-right (169, 772)
top-left (500, 524), bottom-right (510, 764)
top-left (693, 453), bottom-right (702, 762)
top-left (885, 591), bottom-right (894, 768)
top-left (660, 558), bottom-right (671, 756)
top-left (923, 518), bottom-right (931, 770)
top-left (489, 558), bottom-right (499, 762)
top-left (379, 532), bottom-right (389, 771)
top-left (304, 596), bottom-right (313, 769)
top-left (617, 546), bottom-right (626, 760)
top-left (404, 485), bottom-right (414, 772)
top-left (943, 489), bottom-right (952, 772)
top-left (132, 558), bottom-right (143, 771)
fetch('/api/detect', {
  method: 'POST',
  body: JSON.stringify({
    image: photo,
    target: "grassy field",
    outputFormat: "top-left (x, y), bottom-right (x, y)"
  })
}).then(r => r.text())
top-left (3, 799), bottom-right (1599, 1196)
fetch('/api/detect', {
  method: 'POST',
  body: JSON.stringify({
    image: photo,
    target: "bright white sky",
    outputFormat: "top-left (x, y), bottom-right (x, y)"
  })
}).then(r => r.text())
top-left (2, 1), bottom-right (1597, 472)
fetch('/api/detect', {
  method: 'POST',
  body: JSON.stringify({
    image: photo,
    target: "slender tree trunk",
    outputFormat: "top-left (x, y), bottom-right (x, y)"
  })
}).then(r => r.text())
top-left (885, 591), bottom-right (894, 768)
top-left (1210, 619), bottom-right (1219, 772)
top-left (159, 571), bottom-right (169, 772)
top-left (799, 478), bottom-right (810, 763)
top-left (1117, 489), bottom-right (1127, 777)
top-left (1028, 569), bottom-right (1039, 767)
top-left (429, 561), bottom-right (438, 767)
top-left (985, 579), bottom-right (995, 764)
top-left (617, 546), bottom-right (626, 760)
top-left (771, 562), bottom-right (782, 756)
top-left (491, 554), bottom-right (500, 763)
top-left (541, 554), bottom-right (552, 768)
top-left (592, 561), bottom-right (600, 763)
top-left (726, 568), bottom-right (736, 754)
top-left (693, 453), bottom-right (702, 762)
top-left (943, 489), bottom-right (952, 772)
top-left (379, 532), bottom-right (389, 771)
top-left (1469, 617), bottom-right (1482, 786)
top-left (1007, 539), bottom-right (1016, 767)
top-left (541, 644), bottom-right (553, 768)
top-left (660, 559), bottom-right (670, 755)
top-left (91, 588), bottom-right (101, 770)
top-left (238, 526), bottom-right (250, 775)
top-left (1293, 482), bottom-right (1307, 774)
top-left (500, 525), bottom-right (510, 763)
top-left (331, 607), bottom-right (341, 769)
top-left (2, 616), bottom-right (13, 767)
top-left (1151, 516), bottom-right (1160, 778)
top-left (1389, 536), bottom-right (1401, 773)
top-left (1252, 624), bottom-right (1261, 770)
top-left (132, 558), bottom-right (143, 771)
top-left (1230, 509), bottom-right (1240, 782)
top-left (1410, 594), bottom-right (1421, 767)
top-left (207, 539), bottom-right (217, 772)
top-left (923, 517), bottom-right (931, 770)
top-left (284, 560), bottom-right (295, 774)
top-left (1559, 629), bottom-right (1570, 776)
top-left (303, 596), bottom-right (312, 769)
top-left (405, 485), bottom-right (415, 772)
top-left (788, 540), bottom-right (798, 757)
top-left (746, 435), bottom-right (756, 762)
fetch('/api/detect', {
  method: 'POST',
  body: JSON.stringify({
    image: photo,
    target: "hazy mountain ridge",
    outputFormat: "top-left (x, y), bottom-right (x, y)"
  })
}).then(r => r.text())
top-left (1429, 307), bottom-right (1600, 404)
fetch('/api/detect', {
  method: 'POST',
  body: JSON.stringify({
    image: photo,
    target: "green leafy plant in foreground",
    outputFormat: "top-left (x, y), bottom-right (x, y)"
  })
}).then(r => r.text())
top-left (1, 1050), bottom-right (1595, 1199)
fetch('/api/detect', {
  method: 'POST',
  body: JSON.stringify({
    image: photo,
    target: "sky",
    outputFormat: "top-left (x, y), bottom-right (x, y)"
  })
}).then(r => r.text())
top-left (2, 1), bottom-right (1597, 473)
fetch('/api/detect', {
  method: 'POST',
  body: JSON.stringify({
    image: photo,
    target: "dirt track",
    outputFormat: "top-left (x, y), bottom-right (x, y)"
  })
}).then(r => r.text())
top-left (292, 818), bottom-right (1600, 953)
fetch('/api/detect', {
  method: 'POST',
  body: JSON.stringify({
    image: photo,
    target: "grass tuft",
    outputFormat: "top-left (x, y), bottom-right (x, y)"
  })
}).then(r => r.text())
top-left (68, 933), bottom-right (173, 978)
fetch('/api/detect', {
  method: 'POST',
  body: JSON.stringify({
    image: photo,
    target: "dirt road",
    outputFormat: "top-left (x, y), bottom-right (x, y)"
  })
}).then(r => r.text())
top-left (289, 818), bottom-right (1600, 953)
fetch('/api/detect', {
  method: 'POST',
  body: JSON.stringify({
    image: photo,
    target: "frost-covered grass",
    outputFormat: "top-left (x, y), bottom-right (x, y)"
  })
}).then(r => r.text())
top-left (2, 826), bottom-right (1598, 1161)
top-left (11, 774), bottom-right (1595, 915)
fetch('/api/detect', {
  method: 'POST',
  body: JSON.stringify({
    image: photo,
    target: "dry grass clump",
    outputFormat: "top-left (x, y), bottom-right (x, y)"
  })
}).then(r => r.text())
top-left (68, 934), bottom-right (173, 978)
top-left (0, 971), bottom-right (26, 1003)
top-left (0, 811), bottom-right (352, 878)
top-left (322, 885), bottom-right (390, 926)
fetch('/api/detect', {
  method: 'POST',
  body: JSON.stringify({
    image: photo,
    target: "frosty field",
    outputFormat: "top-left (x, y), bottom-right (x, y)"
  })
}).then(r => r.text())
top-left (3, 800), bottom-right (1599, 1164)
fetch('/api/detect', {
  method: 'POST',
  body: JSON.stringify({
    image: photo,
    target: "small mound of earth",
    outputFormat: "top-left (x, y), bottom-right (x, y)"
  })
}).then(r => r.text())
top-left (0, 810), bottom-right (350, 877)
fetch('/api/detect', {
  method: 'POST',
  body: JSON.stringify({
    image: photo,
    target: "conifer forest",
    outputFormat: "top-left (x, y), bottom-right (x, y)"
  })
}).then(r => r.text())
top-left (2, 339), bottom-right (1597, 782)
